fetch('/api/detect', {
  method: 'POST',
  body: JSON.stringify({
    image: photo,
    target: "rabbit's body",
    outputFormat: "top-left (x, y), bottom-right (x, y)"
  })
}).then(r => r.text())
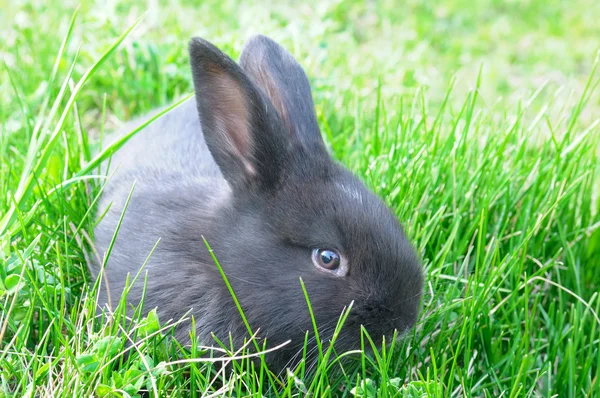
top-left (102, 98), bottom-right (221, 180)
top-left (93, 35), bottom-right (423, 370)
top-left (95, 98), bottom-right (232, 341)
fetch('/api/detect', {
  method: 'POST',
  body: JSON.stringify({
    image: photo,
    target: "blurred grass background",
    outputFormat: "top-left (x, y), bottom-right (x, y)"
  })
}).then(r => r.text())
top-left (3, 0), bottom-right (600, 122)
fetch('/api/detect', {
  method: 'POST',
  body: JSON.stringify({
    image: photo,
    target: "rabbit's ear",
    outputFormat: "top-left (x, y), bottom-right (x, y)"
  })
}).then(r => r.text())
top-left (240, 35), bottom-right (327, 155)
top-left (189, 37), bottom-right (289, 193)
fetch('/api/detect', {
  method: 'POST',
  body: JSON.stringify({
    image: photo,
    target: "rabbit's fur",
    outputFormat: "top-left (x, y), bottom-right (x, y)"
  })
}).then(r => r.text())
top-left (93, 35), bottom-right (423, 370)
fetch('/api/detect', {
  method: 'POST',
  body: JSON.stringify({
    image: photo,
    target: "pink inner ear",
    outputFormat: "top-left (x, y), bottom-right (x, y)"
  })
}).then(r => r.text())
top-left (243, 57), bottom-right (293, 138)
top-left (208, 70), bottom-right (256, 177)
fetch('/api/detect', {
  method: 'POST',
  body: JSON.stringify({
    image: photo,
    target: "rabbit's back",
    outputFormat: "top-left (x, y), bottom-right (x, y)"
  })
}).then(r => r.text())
top-left (93, 98), bottom-right (230, 314)
top-left (102, 98), bottom-right (222, 184)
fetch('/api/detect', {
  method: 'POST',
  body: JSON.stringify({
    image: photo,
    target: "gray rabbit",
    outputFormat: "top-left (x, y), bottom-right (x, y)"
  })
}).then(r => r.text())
top-left (93, 35), bottom-right (424, 370)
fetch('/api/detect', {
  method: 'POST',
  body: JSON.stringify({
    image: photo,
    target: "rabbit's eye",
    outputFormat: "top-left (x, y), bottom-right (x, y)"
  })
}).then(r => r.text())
top-left (312, 248), bottom-right (341, 270)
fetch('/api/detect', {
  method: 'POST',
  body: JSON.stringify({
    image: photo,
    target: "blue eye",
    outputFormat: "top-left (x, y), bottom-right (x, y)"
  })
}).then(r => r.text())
top-left (312, 248), bottom-right (341, 270)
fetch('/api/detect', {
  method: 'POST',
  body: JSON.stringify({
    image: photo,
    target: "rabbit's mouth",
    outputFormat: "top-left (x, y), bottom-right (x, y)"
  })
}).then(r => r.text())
top-left (351, 298), bottom-right (419, 335)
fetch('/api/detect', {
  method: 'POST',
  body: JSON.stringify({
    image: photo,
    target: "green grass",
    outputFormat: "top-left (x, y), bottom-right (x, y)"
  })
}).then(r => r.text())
top-left (1, 0), bottom-right (600, 396)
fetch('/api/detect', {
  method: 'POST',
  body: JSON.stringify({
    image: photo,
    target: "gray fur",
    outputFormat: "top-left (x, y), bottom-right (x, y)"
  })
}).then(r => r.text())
top-left (92, 35), bottom-right (423, 371)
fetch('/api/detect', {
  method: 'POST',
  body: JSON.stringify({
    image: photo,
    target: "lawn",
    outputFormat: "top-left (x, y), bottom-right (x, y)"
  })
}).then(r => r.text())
top-left (1, 0), bottom-right (599, 396)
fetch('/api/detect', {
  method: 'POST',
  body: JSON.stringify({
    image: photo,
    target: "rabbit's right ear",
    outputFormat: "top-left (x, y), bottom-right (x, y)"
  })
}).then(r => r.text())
top-left (189, 38), bottom-right (290, 193)
top-left (239, 35), bottom-right (327, 156)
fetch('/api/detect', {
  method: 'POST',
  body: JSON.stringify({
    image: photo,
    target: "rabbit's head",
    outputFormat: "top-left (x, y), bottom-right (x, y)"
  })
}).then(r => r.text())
top-left (189, 35), bottom-right (423, 369)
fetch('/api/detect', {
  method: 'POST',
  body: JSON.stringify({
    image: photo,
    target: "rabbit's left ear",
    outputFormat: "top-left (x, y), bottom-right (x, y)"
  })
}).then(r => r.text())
top-left (189, 37), bottom-right (292, 194)
top-left (240, 35), bottom-right (327, 154)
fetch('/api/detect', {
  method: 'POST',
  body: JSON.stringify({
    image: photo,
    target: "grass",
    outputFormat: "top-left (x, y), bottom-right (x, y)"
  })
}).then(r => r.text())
top-left (1, 0), bottom-right (599, 396)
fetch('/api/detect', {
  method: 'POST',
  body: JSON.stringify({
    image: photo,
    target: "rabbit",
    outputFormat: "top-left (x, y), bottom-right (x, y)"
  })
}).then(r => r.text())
top-left (92, 34), bottom-right (424, 371)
